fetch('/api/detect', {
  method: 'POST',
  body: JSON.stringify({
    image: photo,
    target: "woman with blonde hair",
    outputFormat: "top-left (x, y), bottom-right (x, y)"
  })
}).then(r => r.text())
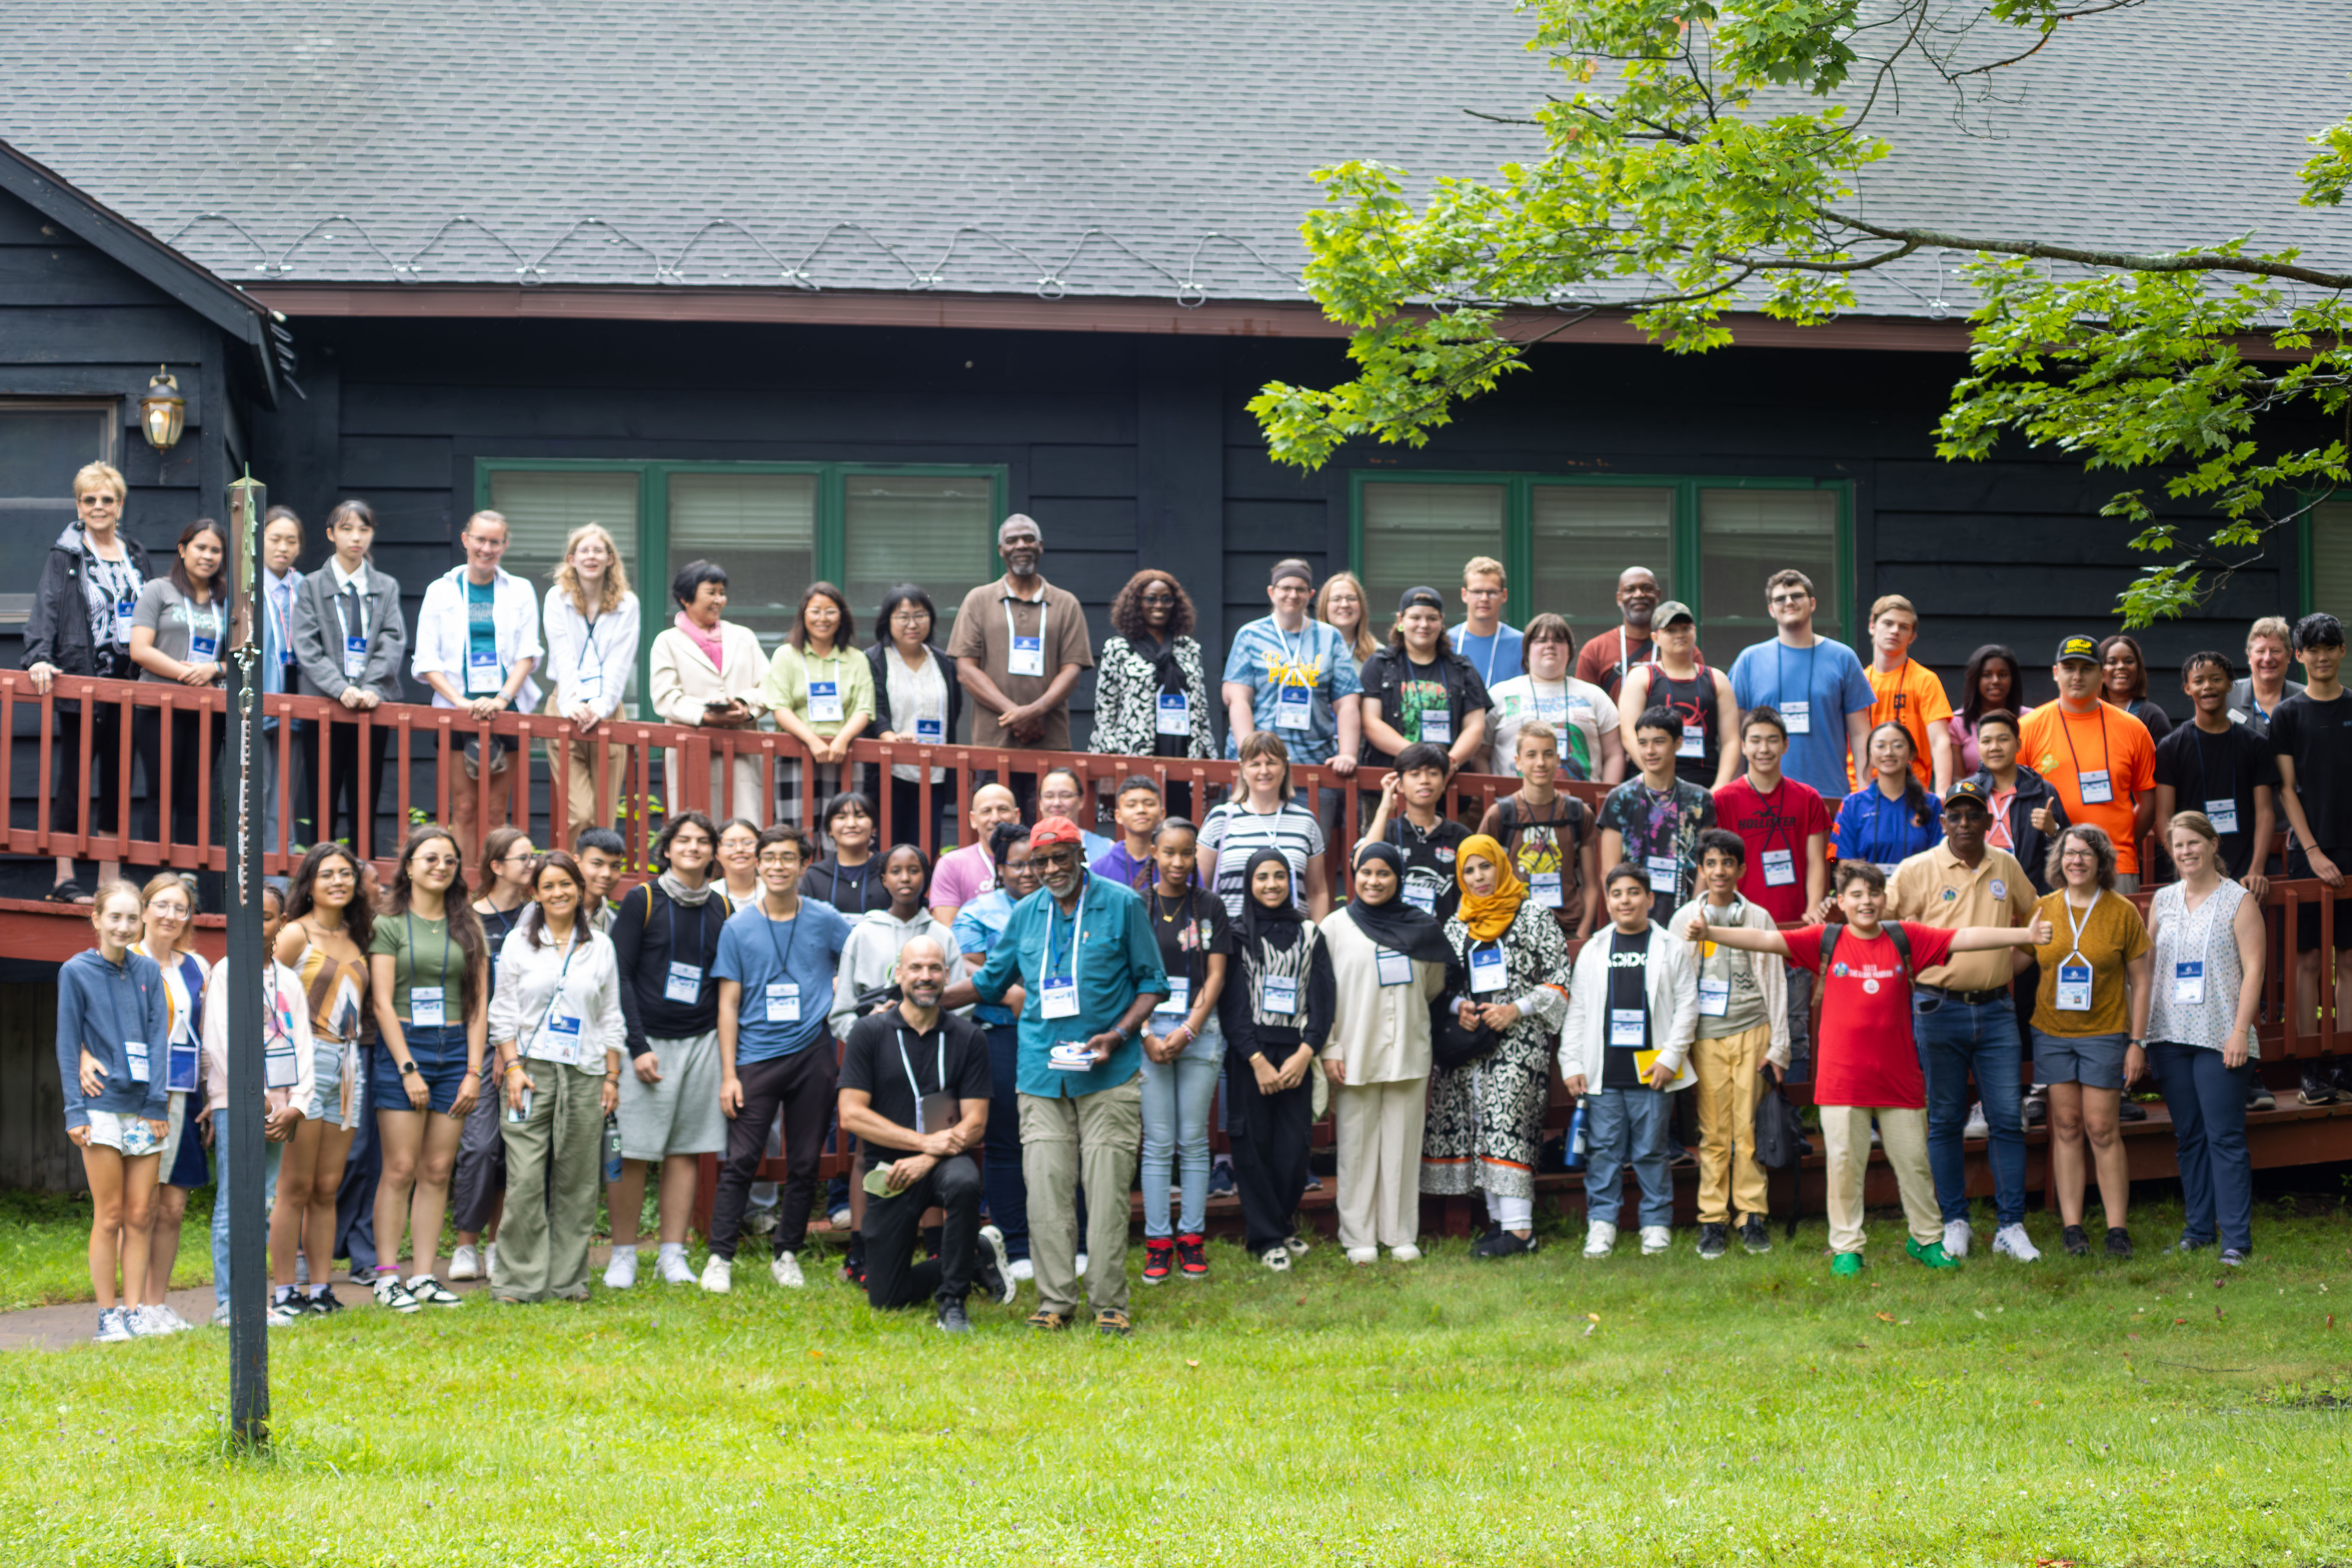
top-left (544, 523), bottom-right (640, 845)
top-left (1316, 571), bottom-right (1380, 673)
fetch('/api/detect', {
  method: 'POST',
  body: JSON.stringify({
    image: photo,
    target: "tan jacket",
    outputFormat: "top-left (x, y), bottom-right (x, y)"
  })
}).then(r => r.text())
top-left (1317, 910), bottom-right (1446, 1086)
top-left (649, 620), bottom-right (769, 728)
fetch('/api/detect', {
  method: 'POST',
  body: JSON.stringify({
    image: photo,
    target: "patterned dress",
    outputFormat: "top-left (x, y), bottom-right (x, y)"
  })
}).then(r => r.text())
top-left (1421, 898), bottom-right (1573, 1200)
top-left (1088, 634), bottom-right (1214, 759)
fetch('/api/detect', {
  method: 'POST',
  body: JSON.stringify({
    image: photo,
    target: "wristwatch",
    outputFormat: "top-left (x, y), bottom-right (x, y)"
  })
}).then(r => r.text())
top-left (398, 1060), bottom-right (420, 1077)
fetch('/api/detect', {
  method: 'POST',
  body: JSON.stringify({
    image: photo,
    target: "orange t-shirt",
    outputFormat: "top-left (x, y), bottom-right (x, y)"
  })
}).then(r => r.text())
top-left (1850, 658), bottom-right (1953, 790)
top-left (2018, 702), bottom-right (2157, 873)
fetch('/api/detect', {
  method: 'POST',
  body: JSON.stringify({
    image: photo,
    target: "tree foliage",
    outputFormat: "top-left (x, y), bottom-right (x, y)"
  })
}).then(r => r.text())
top-left (1247, 0), bottom-right (2352, 627)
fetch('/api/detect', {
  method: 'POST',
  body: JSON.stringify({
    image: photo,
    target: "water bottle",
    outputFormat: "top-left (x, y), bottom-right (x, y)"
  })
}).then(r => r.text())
top-left (603, 1113), bottom-right (624, 1184)
top-left (1563, 1101), bottom-right (1589, 1172)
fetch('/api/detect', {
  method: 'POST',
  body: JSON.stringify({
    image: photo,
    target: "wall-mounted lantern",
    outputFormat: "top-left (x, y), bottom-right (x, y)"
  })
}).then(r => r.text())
top-left (139, 366), bottom-right (186, 451)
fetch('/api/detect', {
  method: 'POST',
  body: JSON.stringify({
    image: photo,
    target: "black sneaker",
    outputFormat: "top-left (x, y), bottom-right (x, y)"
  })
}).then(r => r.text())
top-left (1739, 1216), bottom-right (1772, 1254)
top-left (1208, 1162), bottom-right (1237, 1197)
top-left (306, 1285), bottom-right (345, 1316)
top-left (2061, 1224), bottom-right (2089, 1257)
top-left (2023, 1090), bottom-right (2049, 1127)
top-left (2247, 1078), bottom-right (2277, 1112)
top-left (935, 1301), bottom-right (973, 1334)
top-left (1695, 1222), bottom-right (1728, 1260)
top-left (1471, 1228), bottom-right (1537, 1259)
top-left (2117, 1098), bottom-right (2148, 1123)
top-left (2105, 1227), bottom-right (2133, 1260)
top-left (2300, 1069), bottom-right (2340, 1106)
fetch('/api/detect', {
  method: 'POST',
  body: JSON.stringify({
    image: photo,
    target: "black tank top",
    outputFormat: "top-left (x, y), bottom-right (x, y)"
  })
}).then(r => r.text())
top-left (1642, 660), bottom-right (1718, 785)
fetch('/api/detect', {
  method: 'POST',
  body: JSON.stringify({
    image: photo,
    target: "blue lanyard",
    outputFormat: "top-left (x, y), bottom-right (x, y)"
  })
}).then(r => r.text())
top-left (894, 1026), bottom-right (946, 1108)
top-left (761, 900), bottom-right (803, 989)
top-left (576, 611), bottom-right (602, 682)
top-left (1864, 788), bottom-right (1911, 864)
top-left (405, 911), bottom-right (455, 1011)
top-left (1040, 883), bottom-right (1087, 988)
top-left (96, 953), bottom-right (146, 1061)
top-left (528, 925), bottom-right (585, 1050)
top-left (1774, 639), bottom-right (1817, 708)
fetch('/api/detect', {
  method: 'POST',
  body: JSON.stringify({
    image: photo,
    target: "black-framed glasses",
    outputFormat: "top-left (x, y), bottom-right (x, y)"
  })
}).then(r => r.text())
top-left (1034, 846), bottom-right (1081, 868)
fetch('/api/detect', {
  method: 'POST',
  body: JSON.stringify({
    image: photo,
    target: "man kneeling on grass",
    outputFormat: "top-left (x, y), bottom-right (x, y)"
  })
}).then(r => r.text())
top-left (837, 936), bottom-right (1015, 1332)
top-left (1685, 860), bottom-right (2050, 1276)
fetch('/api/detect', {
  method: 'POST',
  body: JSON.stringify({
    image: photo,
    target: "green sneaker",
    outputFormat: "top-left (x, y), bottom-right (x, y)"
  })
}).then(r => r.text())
top-left (1830, 1252), bottom-right (1864, 1278)
top-left (1906, 1238), bottom-right (1960, 1270)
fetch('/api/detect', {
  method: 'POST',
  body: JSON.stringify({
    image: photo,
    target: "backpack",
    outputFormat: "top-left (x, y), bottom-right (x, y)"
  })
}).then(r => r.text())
top-left (1817, 919), bottom-right (1913, 984)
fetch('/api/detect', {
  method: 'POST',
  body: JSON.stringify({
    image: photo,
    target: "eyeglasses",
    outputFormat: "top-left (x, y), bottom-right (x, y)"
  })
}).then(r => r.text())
top-left (889, 610), bottom-right (930, 625)
top-left (1769, 592), bottom-right (1810, 605)
top-left (1034, 847), bottom-right (1081, 868)
top-left (77, 494), bottom-right (119, 507)
top-left (413, 854), bottom-right (459, 869)
top-left (1139, 590), bottom-right (1177, 604)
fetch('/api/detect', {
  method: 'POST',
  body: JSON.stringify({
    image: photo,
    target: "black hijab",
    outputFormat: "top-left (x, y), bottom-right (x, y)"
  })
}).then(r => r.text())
top-left (1239, 848), bottom-right (1307, 951)
top-left (1344, 842), bottom-right (1452, 962)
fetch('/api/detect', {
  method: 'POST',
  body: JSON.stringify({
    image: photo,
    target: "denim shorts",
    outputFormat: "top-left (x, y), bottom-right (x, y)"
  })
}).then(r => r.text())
top-left (2032, 1028), bottom-right (2129, 1091)
top-left (368, 1024), bottom-right (474, 1114)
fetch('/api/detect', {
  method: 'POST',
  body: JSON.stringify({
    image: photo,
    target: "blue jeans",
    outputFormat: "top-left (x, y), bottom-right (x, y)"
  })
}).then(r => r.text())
top-left (981, 1024), bottom-right (1029, 1262)
top-left (1139, 1017), bottom-right (1222, 1238)
top-left (1581, 1087), bottom-right (1675, 1228)
top-left (209, 1108), bottom-right (284, 1308)
top-left (1913, 993), bottom-right (2028, 1227)
top-left (2147, 1042), bottom-right (2254, 1253)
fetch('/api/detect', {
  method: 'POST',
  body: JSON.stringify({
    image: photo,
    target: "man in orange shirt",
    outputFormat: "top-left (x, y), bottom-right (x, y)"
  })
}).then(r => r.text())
top-left (2020, 634), bottom-right (2158, 890)
top-left (1853, 594), bottom-right (1954, 794)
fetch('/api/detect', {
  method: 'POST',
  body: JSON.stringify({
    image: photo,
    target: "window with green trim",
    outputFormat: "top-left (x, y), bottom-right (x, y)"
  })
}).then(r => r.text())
top-left (2306, 499), bottom-right (2352, 616)
top-left (1351, 472), bottom-right (1850, 662)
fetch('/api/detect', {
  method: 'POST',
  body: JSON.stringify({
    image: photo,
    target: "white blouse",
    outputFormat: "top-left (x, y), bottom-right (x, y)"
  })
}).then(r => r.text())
top-left (488, 923), bottom-right (627, 1070)
top-left (542, 586), bottom-right (641, 720)
top-left (882, 643), bottom-right (950, 783)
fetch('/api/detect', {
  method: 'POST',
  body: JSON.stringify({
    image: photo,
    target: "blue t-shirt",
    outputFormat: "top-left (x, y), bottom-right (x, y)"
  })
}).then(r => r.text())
top-left (712, 897), bottom-right (853, 1062)
top-left (1728, 636), bottom-right (1874, 801)
top-left (1221, 615), bottom-right (1363, 765)
top-left (951, 888), bottom-right (1019, 1028)
top-left (465, 577), bottom-right (500, 687)
top-left (1832, 785), bottom-right (1944, 871)
top-left (1449, 622), bottom-right (1524, 692)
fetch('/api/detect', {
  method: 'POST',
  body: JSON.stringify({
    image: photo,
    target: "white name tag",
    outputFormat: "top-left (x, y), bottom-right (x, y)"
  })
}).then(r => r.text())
top-left (1647, 855), bottom-right (1679, 895)
top-left (1402, 882), bottom-right (1436, 914)
top-left (664, 962), bottom-right (704, 1005)
top-left (1678, 723), bottom-right (1705, 759)
top-left (574, 666), bottom-right (603, 701)
top-left (343, 634), bottom-right (368, 681)
top-left (466, 645), bottom-right (502, 696)
top-left (114, 599), bottom-right (136, 645)
top-left (1531, 870), bottom-right (1563, 909)
top-left (1261, 974), bottom-right (1299, 1014)
top-left (189, 631), bottom-right (218, 661)
top-left (764, 981), bottom-right (800, 1024)
top-left (807, 680), bottom-right (842, 723)
top-left (168, 1038), bottom-right (200, 1093)
top-left (2078, 769), bottom-right (2113, 805)
top-left (1040, 975), bottom-right (1079, 1020)
top-left (264, 1007), bottom-right (301, 1090)
top-left (1156, 692), bottom-right (1190, 736)
top-left (1609, 1007), bottom-right (1646, 1047)
top-left (914, 717), bottom-right (944, 742)
top-left (1008, 634), bottom-right (1045, 678)
top-left (1153, 975), bottom-right (1191, 1017)
top-left (1274, 682), bottom-right (1313, 729)
top-left (1421, 709), bottom-right (1453, 744)
top-left (2173, 959), bottom-right (2205, 1006)
top-left (1697, 976), bottom-right (1731, 1017)
top-left (2205, 797), bottom-right (2240, 835)
top-left (1375, 947), bottom-right (1413, 987)
top-left (533, 1012), bottom-right (583, 1063)
top-left (1762, 848), bottom-right (1796, 888)
top-left (2055, 962), bottom-right (2093, 1012)
top-left (1469, 943), bottom-right (1507, 995)
top-left (410, 985), bottom-right (447, 1028)
top-left (126, 1038), bottom-right (150, 1084)
top-left (1782, 699), bottom-right (1811, 735)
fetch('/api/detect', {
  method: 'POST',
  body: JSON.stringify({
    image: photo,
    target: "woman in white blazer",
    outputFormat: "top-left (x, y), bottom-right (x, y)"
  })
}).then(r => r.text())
top-left (541, 524), bottom-right (641, 847)
top-left (649, 559), bottom-right (769, 828)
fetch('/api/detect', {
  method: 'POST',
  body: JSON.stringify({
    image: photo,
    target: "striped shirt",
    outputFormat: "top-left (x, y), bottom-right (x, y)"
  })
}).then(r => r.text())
top-left (1199, 799), bottom-right (1325, 922)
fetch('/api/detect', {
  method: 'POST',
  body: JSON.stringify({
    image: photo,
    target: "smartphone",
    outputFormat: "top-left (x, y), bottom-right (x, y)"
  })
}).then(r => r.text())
top-left (506, 1088), bottom-right (533, 1124)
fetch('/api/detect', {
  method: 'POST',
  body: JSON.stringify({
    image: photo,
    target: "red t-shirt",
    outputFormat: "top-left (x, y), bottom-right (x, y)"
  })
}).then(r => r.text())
top-left (1711, 775), bottom-right (1831, 925)
top-left (1574, 628), bottom-right (1704, 701)
top-left (1780, 921), bottom-right (1958, 1110)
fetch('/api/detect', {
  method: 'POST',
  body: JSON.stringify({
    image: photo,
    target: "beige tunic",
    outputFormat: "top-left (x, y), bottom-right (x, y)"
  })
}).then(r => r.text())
top-left (1317, 910), bottom-right (1446, 1086)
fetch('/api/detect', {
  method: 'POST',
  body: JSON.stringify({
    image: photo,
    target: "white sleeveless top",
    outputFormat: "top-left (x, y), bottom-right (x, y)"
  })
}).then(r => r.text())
top-left (2144, 879), bottom-right (2259, 1057)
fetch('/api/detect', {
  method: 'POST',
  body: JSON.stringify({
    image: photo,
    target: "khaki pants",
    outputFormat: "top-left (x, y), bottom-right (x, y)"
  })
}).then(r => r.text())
top-left (1019, 1073), bottom-right (1143, 1317)
top-left (493, 1062), bottom-right (605, 1302)
top-left (1333, 1077), bottom-right (1426, 1253)
top-left (550, 684), bottom-right (627, 846)
top-left (1819, 1104), bottom-right (1939, 1256)
top-left (1692, 1023), bottom-right (1772, 1225)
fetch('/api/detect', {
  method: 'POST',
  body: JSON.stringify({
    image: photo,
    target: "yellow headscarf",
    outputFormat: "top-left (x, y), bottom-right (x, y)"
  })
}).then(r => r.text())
top-left (1453, 833), bottom-right (1526, 943)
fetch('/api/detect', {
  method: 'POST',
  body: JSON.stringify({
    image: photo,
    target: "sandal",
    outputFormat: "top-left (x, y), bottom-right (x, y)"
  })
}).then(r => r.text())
top-left (46, 880), bottom-right (90, 906)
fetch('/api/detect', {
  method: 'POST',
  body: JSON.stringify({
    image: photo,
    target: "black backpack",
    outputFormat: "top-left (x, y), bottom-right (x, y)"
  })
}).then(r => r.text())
top-left (1817, 919), bottom-right (1913, 983)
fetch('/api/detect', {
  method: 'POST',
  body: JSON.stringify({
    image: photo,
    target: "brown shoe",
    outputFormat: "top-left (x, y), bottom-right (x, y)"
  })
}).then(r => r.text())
top-left (1094, 1308), bottom-right (1133, 1338)
top-left (1024, 1307), bottom-right (1071, 1332)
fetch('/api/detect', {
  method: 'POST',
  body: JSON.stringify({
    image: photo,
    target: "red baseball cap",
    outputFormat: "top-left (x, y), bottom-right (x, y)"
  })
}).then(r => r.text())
top-left (1029, 815), bottom-right (1084, 848)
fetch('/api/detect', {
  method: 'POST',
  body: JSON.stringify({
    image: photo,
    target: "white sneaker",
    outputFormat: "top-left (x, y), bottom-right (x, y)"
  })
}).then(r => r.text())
top-left (699, 1255), bottom-right (733, 1294)
top-left (93, 1306), bottom-right (133, 1343)
top-left (657, 1245), bottom-right (697, 1285)
top-left (1261, 1246), bottom-right (1293, 1272)
top-left (1992, 1223), bottom-right (2043, 1262)
top-left (1584, 1222), bottom-right (1618, 1258)
top-left (1008, 1258), bottom-right (1035, 1283)
top-left (603, 1247), bottom-right (639, 1290)
top-left (447, 1244), bottom-right (483, 1281)
top-left (1640, 1225), bottom-right (1672, 1256)
top-left (1963, 1102), bottom-right (1990, 1141)
top-left (1074, 1252), bottom-right (1089, 1277)
top-left (769, 1251), bottom-right (805, 1290)
top-left (482, 1243), bottom-right (499, 1278)
top-left (128, 1305), bottom-right (171, 1337)
top-left (1283, 1234), bottom-right (1312, 1256)
top-left (1346, 1246), bottom-right (1380, 1266)
top-left (1942, 1220), bottom-right (1972, 1259)
top-left (265, 1302), bottom-right (303, 1329)
top-left (1389, 1243), bottom-right (1422, 1263)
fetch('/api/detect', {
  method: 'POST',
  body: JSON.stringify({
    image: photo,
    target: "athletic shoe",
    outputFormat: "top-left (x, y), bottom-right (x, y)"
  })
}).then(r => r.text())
top-left (211, 1302), bottom-right (232, 1326)
top-left (2220, 1247), bottom-right (2250, 1267)
top-left (603, 1247), bottom-right (639, 1290)
top-left (1008, 1258), bottom-right (1035, 1283)
top-left (2248, 1078), bottom-right (2276, 1112)
top-left (128, 1305), bottom-right (172, 1336)
top-left (1261, 1246), bottom-right (1293, 1272)
top-left (1389, 1243), bottom-right (1422, 1263)
top-left (935, 1301), bottom-right (974, 1334)
top-left (744, 1207), bottom-right (780, 1237)
top-left (407, 1275), bottom-right (462, 1308)
top-left (1739, 1217), bottom-right (1772, 1254)
top-left (144, 1304), bottom-right (193, 1334)
top-left (307, 1285), bottom-right (346, 1315)
top-left (93, 1307), bottom-right (133, 1343)
top-left (1094, 1308), bottom-right (1133, 1337)
top-left (1942, 1220), bottom-right (1972, 1259)
top-left (1283, 1234), bottom-right (1311, 1256)
top-left (265, 1302), bottom-right (303, 1329)
top-left (2023, 1089), bottom-right (2049, 1127)
top-left (2176, 1234), bottom-right (2213, 1253)
top-left (345, 1261), bottom-right (375, 1285)
top-left (699, 1255), bottom-right (733, 1294)
top-left (1208, 1162), bottom-right (1236, 1197)
top-left (1905, 1238), bottom-right (1960, 1270)
top-left (2061, 1224), bottom-right (2090, 1257)
top-left (1074, 1252), bottom-right (1089, 1277)
top-left (1992, 1224), bottom-right (2042, 1262)
top-left (769, 1251), bottom-right (805, 1290)
top-left (828, 1206), bottom-right (853, 1231)
top-left (373, 1274), bottom-right (421, 1313)
top-left (658, 1246), bottom-right (697, 1286)
top-left (1639, 1225), bottom-right (1672, 1256)
top-left (2299, 1069), bottom-right (2340, 1106)
top-left (1025, 1307), bottom-right (1071, 1331)
top-left (1830, 1252), bottom-right (1864, 1278)
top-left (2117, 1098), bottom-right (2147, 1123)
top-left (1345, 1246), bottom-right (1380, 1266)
top-left (1176, 1234), bottom-right (1210, 1280)
top-left (447, 1244), bottom-right (483, 1281)
top-left (1583, 1222), bottom-right (1618, 1259)
top-left (1473, 1228), bottom-right (1537, 1259)
top-left (839, 1240), bottom-right (866, 1288)
top-left (2105, 1227), bottom-right (2134, 1260)
top-left (483, 1243), bottom-right (498, 1277)
top-left (1963, 1101), bottom-right (1990, 1141)
top-left (1695, 1223), bottom-right (1728, 1260)
top-left (976, 1225), bottom-right (1017, 1305)
top-left (1141, 1238), bottom-right (1174, 1286)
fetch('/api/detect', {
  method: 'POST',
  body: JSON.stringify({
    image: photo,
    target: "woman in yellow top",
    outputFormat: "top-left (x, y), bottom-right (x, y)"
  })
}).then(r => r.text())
top-left (2029, 822), bottom-right (2153, 1260)
top-left (758, 582), bottom-right (875, 826)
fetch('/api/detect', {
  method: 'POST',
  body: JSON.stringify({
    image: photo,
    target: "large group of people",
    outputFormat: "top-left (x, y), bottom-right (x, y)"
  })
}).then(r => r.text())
top-left (38, 464), bottom-right (2347, 1344)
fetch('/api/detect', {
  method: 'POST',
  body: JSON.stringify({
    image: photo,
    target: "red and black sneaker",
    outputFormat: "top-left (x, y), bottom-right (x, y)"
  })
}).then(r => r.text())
top-left (1175, 1233), bottom-right (1210, 1280)
top-left (1141, 1237), bottom-right (1176, 1285)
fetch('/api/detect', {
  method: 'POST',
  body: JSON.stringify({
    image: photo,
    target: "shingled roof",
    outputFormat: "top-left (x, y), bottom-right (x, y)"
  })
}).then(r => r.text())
top-left (0, 0), bottom-right (2341, 319)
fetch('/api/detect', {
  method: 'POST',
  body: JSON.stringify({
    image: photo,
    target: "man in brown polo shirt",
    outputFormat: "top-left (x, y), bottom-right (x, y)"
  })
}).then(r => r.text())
top-left (1885, 779), bottom-right (2040, 1264)
top-left (948, 514), bottom-right (1093, 755)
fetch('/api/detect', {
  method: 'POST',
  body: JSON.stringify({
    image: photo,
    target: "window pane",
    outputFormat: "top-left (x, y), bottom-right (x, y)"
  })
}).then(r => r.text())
top-left (1360, 483), bottom-right (1504, 634)
top-left (844, 474), bottom-right (996, 643)
top-left (1530, 486), bottom-right (1675, 640)
top-left (669, 472), bottom-right (817, 650)
top-left (1698, 489), bottom-right (1839, 652)
top-left (0, 404), bottom-right (113, 628)
top-left (486, 469), bottom-right (641, 606)
top-left (2312, 501), bottom-right (2352, 618)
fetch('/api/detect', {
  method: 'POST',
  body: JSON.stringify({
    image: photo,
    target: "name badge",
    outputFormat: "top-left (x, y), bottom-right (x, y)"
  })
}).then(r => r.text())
top-left (1261, 974), bottom-right (1300, 1014)
top-left (534, 1012), bottom-right (583, 1063)
top-left (168, 1038), bottom-right (200, 1093)
top-left (343, 634), bottom-right (368, 681)
top-left (1273, 682), bottom-right (1314, 729)
top-left (2173, 959), bottom-right (2206, 1006)
top-left (574, 666), bottom-right (603, 701)
top-left (1678, 723), bottom-right (1705, 759)
top-left (1040, 976), bottom-right (1079, 1019)
top-left (1402, 882), bottom-right (1437, 914)
top-left (1008, 634), bottom-right (1045, 678)
top-left (114, 598), bottom-right (136, 645)
top-left (410, 985), bottom-right (447, 1028)
top-left (1156, 692), bottom-right (1191, 737)
top-left (1421, 709), bottom-right (1454, 745)
top-left (1609, 1008), bottom-right (1646, 1048)
top-left (1647, 855), bottom-right (1679, 895)
top-left (1375, 947), bottom-right (1413, 987)
top-left (1761, 848), bottom-right (1796, 888)
top-left (1154, 975), bottom-right (1191, 1017)
top-left (2078, 769), bottom-right (2113, 805)
top-left (1047, 1041), bottom-right (1095, 1071)
top-left (2055, 962), bottom-right (2093, 1012)
top-left (2205, 797), bottom-right (2240, 835)
top-left (264, 1013), bottom-right (301, 1090)
top-left (126, 1038), bottom-right (150, 1084)
top-left (1697, 976), bottom-right (1731, 1017)
top-left (1531, 870), bottom-right (1563, 909)
top-left (466, 645), bottom-right (503, 697)
top-left (764, 982), bottom-right (801, 1024)
top-left (1782, 699), bottom-right (1811, 736)
top-left (664, 962), bottom-right (704, 1004)
top-left (807, 680), bottom-right (842, 723)
top-left (914, 716), bottom-right (944, 742)
top-left (189, 630), bottom-right (218, 661)
top-left (1876, 863), bottom-right (1902, 879)
top-left (1469, 943), bottom-right (1507, 994)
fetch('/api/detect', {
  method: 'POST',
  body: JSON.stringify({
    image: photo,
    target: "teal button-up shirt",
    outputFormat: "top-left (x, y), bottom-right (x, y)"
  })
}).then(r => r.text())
top-left (972, 871), bottom-right (1167, 1097)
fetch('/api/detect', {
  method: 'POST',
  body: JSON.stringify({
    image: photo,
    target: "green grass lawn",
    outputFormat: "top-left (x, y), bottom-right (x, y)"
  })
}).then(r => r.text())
top-left (1, 1197), bottom-right (2348, 1567)
top-left (0, 1188), bottom-right (217, 1312)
